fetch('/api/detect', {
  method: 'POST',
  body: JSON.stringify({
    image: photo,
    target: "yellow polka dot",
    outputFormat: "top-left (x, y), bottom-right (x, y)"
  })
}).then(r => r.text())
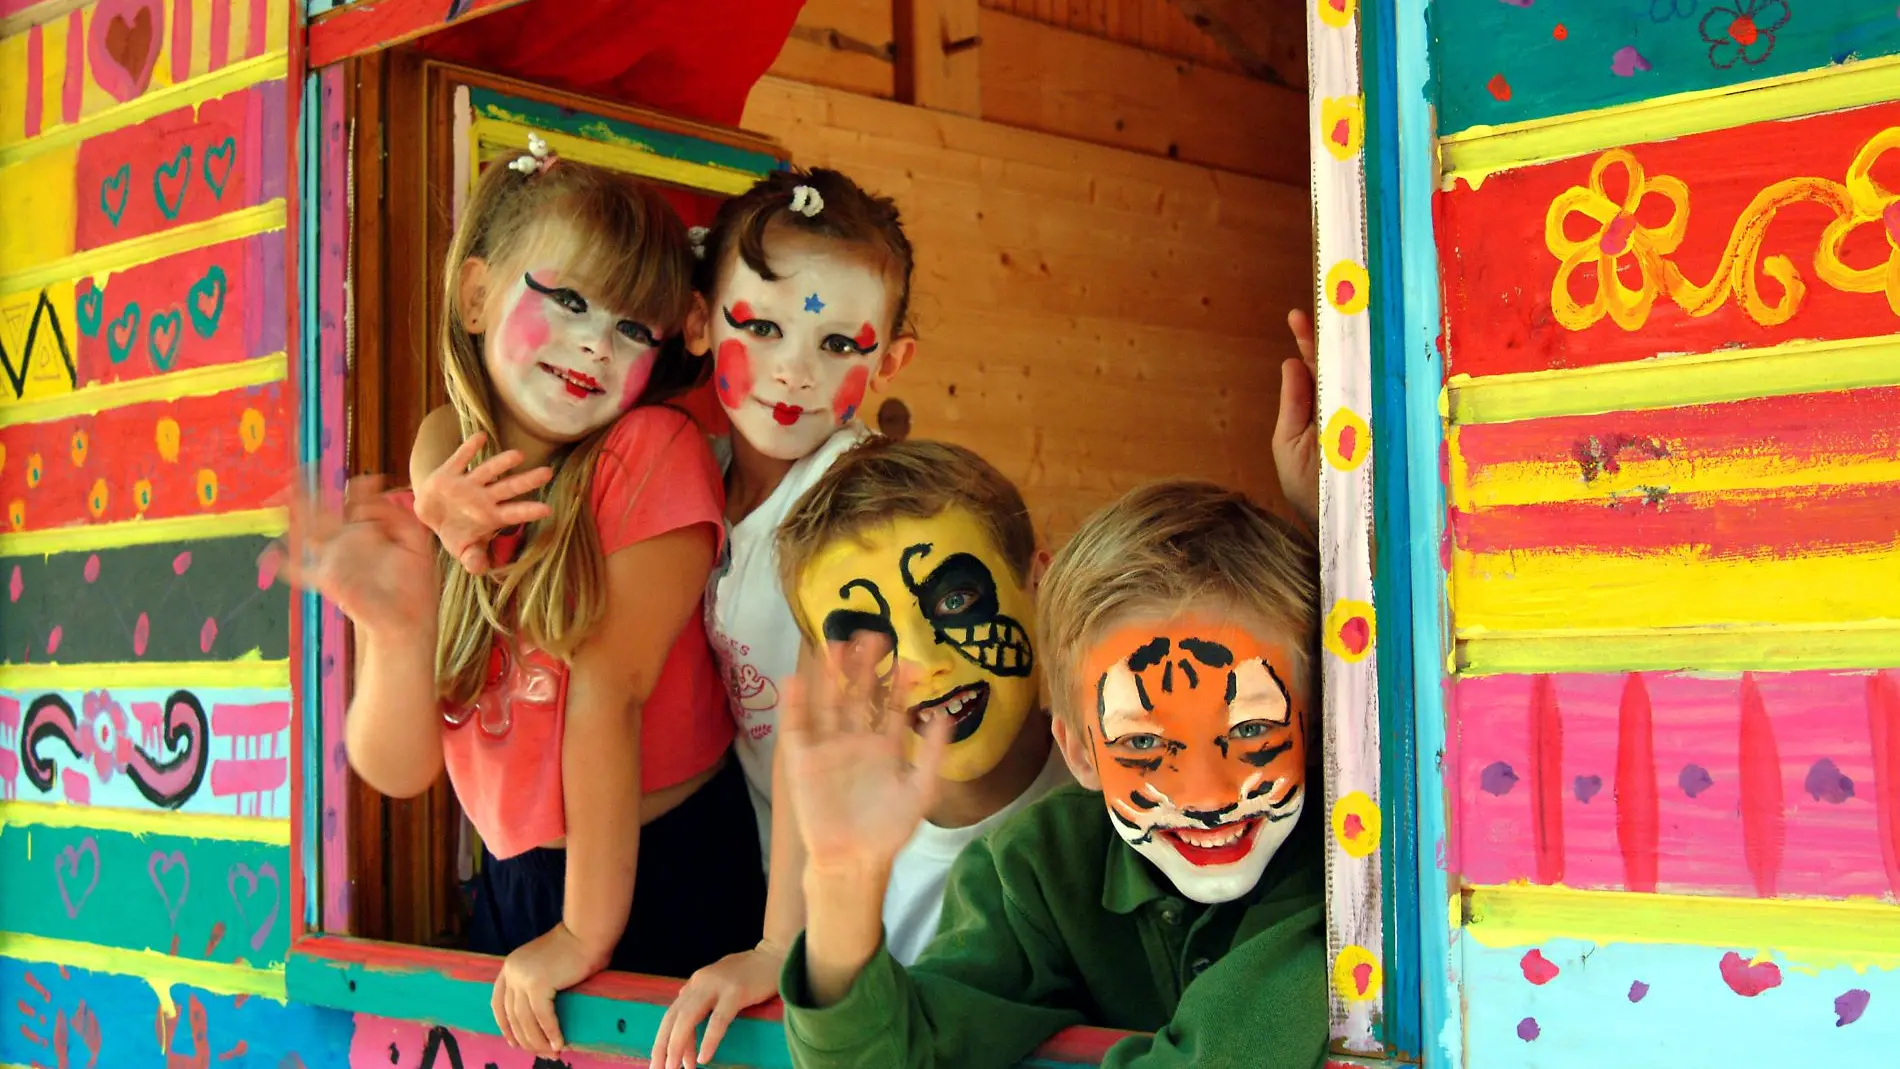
top-left (1325, 261), bottom-right (1370, 316)
top-left (87, 479), bottom-right (108, 519)
top-left (196, 469), bottom-right (219, 507)
top-left (1334, 946), bottom-right (1382, 1002)
top-left (134, 479), bottom-right (153, 514)
top-left (1323, 600), bottom-right (1376, 663)
top-left (1321, 97), bottom-right (1365, 161)
top-left (26, 452), bottom-right (43, 489)
top-left (1322, 408), bottom-right (1371, 471)
top-left (156, 418), bottom-right (182, 463)
top-left (239, 408), bottom-right (267, 454)
top-left (1319, 0), bottom-right (1357, 28)
top-left (0, 443), bottom-right (6, 475)
top-left (8, 500), bottom-right (23, 530)
top-left (1331, 791), bottom-right (1382, 859)
top-left (71, 429), bottom-right (89, 468)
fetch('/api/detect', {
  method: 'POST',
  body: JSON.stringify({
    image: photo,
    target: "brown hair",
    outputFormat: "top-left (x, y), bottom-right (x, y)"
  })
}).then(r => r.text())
top-left (776, 437), bottom-right (1035, 645)
top-left (694, 166), bottom-right (916, 336)
top-left (435, 155), bottom-right (698, 705)
top-left (1036, 482), bottom-right (1319, 735)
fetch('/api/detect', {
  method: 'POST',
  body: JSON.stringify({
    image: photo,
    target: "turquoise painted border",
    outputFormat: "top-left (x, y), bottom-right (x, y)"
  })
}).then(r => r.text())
top-left (468, 88), bottom-right (782, 178)
top-left (297, 67), bottom-right (325, 933)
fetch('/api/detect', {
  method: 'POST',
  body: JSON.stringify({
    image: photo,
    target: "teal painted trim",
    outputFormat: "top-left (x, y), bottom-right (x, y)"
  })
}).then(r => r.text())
top-left (1434, 0), bottom-right (1900, 136)
top-left (1399, 1), bottom-right (1460, 1065)
top-left (467, 88), bottom-right (781, 178)
top-left (1362, 0), bottom-right (1421, 1056)
top-left (297, 68), bottom-right (324, 934)
top-left (0, 821), bottom-right (291, 968)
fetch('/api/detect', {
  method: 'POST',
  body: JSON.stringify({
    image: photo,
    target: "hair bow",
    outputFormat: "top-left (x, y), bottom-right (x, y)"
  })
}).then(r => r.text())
top-left (509, 132), bottom-right (553, 175)
top-left (790, 184), bottom-right (825, 218)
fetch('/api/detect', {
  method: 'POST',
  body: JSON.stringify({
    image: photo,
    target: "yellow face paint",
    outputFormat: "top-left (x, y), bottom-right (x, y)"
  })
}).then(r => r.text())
top-left (795, 507), bottom-right (1039, 782)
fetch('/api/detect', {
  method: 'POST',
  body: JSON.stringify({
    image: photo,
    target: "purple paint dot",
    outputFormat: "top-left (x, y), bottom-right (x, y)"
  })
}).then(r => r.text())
top-left (134, 613), bottom-right (150, 656)
top-left (1679, 763), bottom-right (1714, 798)
top-left (331, 741), bottom-right (348, 772)
top-left (200, 617), bottom-right (218, 653)
top-left (321, 653), bottom-right (336, 678)
top-left (323, 806), bottom-right (338, 842)
top-left (1835, 988), bottom-right (1871, 1027)
top-left (1574, 774), bottom-right (1603, 803)
top-left (83, 554), bottom-right (101, 583)
top-left (1629, 980), bottom-right (1650, 1002)
top-left (1612, 45), bottom-right (1652, 77)
top-left (1481, 761), bottom-right (1520, 796)
top-left (1516, 1017), bottom-right (1540, 1042)
top-left (1805, 758), bottom-right (1855, 804)
top-left (1498, 0), bottom-right (1533, 6)
top-left (320, 427), bottom-right (334, 451)
top-left (173, 551), bottom-right (192, 575)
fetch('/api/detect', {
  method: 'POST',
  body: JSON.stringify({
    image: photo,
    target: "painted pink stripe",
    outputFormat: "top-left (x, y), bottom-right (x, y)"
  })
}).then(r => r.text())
top-left (170, 0), bottom-right (194, 84)
top-left (210, 757), bottom-right (288, 797)
top-left (247, 0), bottom-right (267, 57)
top-left (62, 10), bottom-right (83, 124)
top-left (0, 749), bottom-right (15, 784)
top-left (209, 0), bottom-right (231, 70)
top-left (0, 696), bottom-right (19, 729)
top-left (61, 768), bottom-right (90, 805)
top-left (24, 25), bottom-right (44, 138)
top-left (211, 701), bottom-right (291, 737)
top-left (1871, 671), bottom-right (1900, 898)
top-left (1454, 671), bottom-right (1893, 899)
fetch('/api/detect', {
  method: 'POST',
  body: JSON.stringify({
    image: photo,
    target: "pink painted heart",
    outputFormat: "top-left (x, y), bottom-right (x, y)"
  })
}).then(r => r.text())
top-left (149, 849), bottom-right (189, 925)
top-left (55, 838), bottom-right (101, 919)
top-left (229, 861), bottom-right (281, 952)
top-left (1520, 949), bottom-right (1560, 985)
top-left (1719, 951), bottom-right (1781, 997)
top-left (87, 0), bottom-right (164, 103)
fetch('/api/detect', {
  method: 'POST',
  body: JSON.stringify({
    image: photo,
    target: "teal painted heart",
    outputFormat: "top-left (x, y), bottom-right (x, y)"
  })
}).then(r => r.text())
top-left (148, 307), bottom-right (182, 370)
top-left (76, 285), bottom-right (105, 337)
top-left (106, 303), bottom-right (141, 364)
top-left (202, 136), bottom-right (236, 200)
top-left (100, 164), bottom-right (131, 227)
top-left (153, 145), bottom-right (192, 221)
top-left (187, 265), bottom-right (226, 338)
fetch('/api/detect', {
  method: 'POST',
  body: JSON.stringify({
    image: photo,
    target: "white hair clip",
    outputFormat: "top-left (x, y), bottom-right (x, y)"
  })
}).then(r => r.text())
top-left (509, 132), bottom-right (553, 175)
top-left (687, 226), bottom-right (709, 260)
top-left (790, 184), bottom-right (824, 218)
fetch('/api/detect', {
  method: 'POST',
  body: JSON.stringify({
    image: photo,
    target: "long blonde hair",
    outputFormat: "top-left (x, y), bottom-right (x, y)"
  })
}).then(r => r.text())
top-left (436, 157), bottom-right (698, 705)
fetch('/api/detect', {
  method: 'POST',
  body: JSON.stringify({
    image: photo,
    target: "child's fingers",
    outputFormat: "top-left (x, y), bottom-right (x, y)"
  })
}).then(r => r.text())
top-left (486, 466), bottom-right (555, 502)
top-left (1273, 357), bottom-right (1314, 449)
top-left (494, 500), bottom-right (554, 526)
top-left (528, 989), bottom-right (564, 1054)
top-left (647, 1001), bottom-right (676, 1067)
top-left (491, 977), bottom-right (518, 1048)
top-left (458, 543), bottom-right (491, 576)
top-left (698, 994), bottom-right (744, 1067)
top-left (443, 432), bottom-right (488, 475)
top-left (467, 446), bottom-right (530, 485)
top-left (510, 989), bottom-right (551, 1055)
top-left (1287, 308), bottom-right (1317, 366)
top-left (909, 708), bottom-right (954, 806)
top-left (663, 988), bottom-right (716, 1069)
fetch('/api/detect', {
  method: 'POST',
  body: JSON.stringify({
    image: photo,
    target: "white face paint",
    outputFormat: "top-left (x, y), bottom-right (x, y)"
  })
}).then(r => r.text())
top-left (708, 232), bottom-right (894, 461)
top-left (482, 265), bottom-right (662, 445)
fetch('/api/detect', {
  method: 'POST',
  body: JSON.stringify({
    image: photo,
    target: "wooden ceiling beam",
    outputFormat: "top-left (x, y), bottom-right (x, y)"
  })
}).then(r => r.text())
top-left (1163, 0), bottom-right (1307, 89)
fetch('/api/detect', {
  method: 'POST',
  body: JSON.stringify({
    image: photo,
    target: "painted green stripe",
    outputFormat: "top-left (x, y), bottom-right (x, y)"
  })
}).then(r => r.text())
top-left (0, 821), bottom-right (289, 968)
top-left (468, 88), bottom-right (781, 177)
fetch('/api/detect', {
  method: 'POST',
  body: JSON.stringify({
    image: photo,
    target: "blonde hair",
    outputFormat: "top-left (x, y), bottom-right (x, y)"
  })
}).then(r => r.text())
top-left (435, 157), bottom-right (696, 705)
top-left (775, 437), bottom-right (1035, 646)
top-left (1036, 481), bottom-right (1319, 735)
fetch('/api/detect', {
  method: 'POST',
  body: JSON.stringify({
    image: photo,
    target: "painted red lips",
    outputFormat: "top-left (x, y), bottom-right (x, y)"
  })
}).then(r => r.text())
top-left (772, 402), bottom-right (803, 426)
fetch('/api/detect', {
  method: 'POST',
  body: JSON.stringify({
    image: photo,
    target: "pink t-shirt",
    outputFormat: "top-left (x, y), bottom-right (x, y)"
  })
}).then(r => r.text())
top-left (418, 406), bottom-right (731, 860)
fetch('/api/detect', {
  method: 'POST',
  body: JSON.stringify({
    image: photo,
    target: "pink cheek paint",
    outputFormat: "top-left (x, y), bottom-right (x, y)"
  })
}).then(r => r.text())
top-left (715, 339), bottom-right (754, 411)
top-left (618, 351), bottom-right (657, 411)
top-left (499, 293), bottom-right (551, 365)
top-left (832, 364), bottom-right (871, 425)
top-left (853, 322), bottom-right (879, 351)
top-left (730, 300), bottom-right (755, 321)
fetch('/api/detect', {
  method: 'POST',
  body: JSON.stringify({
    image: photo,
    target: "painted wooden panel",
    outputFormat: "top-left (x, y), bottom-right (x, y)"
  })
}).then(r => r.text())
top-left (1438, 100), bottom-right (1900, 379)
top-left (1452, 670), bottom-right (1900, 899)
top-left (1, 685), bottom-right (290, 813)
top-left (0, 381), bottom-right (290, 532)
top-left (1433, 0), bottom-right (1900, 137)
top-left (0, 817), bottom-right (290, 967)
top-left (72, 234), bottom-right (287, 385)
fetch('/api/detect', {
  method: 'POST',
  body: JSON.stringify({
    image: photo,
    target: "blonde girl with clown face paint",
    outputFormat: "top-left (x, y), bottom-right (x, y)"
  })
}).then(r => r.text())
top-left (295, 142), bottom-right (766, 1058)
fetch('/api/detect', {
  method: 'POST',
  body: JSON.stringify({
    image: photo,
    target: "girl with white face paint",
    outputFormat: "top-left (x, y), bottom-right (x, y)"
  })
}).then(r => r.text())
top-left (300, 142), bottom-right (768, 1058)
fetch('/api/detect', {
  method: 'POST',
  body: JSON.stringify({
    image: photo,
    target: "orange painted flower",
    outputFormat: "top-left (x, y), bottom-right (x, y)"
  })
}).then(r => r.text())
top-left (1545, 150), bottom-right (1689, 330)
top-left (239, 408), bottom-right (267, 454)
top-left (70, 429), bottom-right (88, 468)
top-left (134, 479), bottom-right (153, 514)
top-left (1334, 945), bottom-right (1382, 1002)
top-left (155, 418), bottom-right (181, 463)
top-left (8, 500), bottom-right (24, 530)
top-left (88, 479), bottom-right (108, 519)
top-left (26, 452), bottom-right (43, 489)
top-left (1332, 790), bottom-right (1382, 859)
top-left (196, 469), bottom-right (219, 507)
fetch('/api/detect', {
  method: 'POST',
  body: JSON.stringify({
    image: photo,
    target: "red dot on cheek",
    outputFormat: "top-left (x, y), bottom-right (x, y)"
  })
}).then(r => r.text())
top-left (853, 322), bottom-right (879, 351)
top-left (832, 365), bottom-right (871, 424)
top-left (715, 339), bottom-right (754, 410)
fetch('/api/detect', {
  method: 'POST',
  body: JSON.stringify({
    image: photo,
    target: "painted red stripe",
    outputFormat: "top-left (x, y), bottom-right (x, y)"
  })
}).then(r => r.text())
top-left (209, 0), bottom-right (231, 70)
top-left (169, 0), bottom-right (193, 85)
top-left (1739, 674), bottom-right (1785, 898)
top-left (1615, 673), bottom-right (1659, 892)
top-left (1873, 670), bottom-right (1900, 900)
top-left (1453, 482), bottom-right (1900, 556)
top-left (24, 25), bottom-right (43, 138)
top-left (1532, 673), bottom-right (1565, 885)
top-left (61, 10), bottom-right (82, 124)
top-left (247, 0), bottom-right (267, 57)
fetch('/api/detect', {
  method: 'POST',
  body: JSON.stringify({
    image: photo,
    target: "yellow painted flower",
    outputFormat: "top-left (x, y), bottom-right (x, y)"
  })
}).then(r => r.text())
top-left (1334, 945), bottom-right (1382, 1002)
top-left (88, 479), bottom-right (108, 519)
top-left (1818, 127), bottom-right (1900, 315)
top-left (1545, 149), bottom-right (1689, 330)
top-left (70, 428), bottom-right (89, 468)
top-left (1321, 97), bottom-right (1365, 162)
top-left (8, 500), bottom-right (23, 531)
top-left (1324, 599), bottom-right (1376, 662)
top-left (239, 408), bottom-right (267, 454)
top-left (1325, 260), bottom-right (1370, 315)
top-left (1332, 791), bottom-right (1382, 859)
top-left (196, 469), bottom-right (219, 507)
top-left (27, 452), bottom-right (43, 489)
top-left (1322, 408), bottom-right (1371, 471)
top-left (156, 417), bottom-right (181, 463)
top-left (1318, 0), bottom-right (1358, 29)
top-left (134, 479), bottom-right (153, 514)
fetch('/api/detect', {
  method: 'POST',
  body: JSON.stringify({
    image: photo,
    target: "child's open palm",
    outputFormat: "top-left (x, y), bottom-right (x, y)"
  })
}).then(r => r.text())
top-left (1274, 309), bottom-right (1320, 531)
top-left (282, 475), bottom-right (437, 635)
top-left (780, 639), bottom-right (953, 874)
top-left (413, 432), bottom-right (553, 575)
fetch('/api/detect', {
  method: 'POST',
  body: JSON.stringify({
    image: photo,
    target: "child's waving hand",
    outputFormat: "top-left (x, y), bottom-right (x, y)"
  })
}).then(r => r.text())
top-left (412, 431), bottom-right (554, 575)
top-left (1274, 309), bottom-right (1320, 532)
top-left (282, 474), bottom-right (437, 634)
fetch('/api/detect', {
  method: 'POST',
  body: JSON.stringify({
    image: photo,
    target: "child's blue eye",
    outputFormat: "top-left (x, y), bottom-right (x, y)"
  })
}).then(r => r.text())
top-left (821, 334), bottom-right (870, 356)
top-left (1230, 721), bottom-right (1270, 741)
top-left (934, 590), bottom-right (974, 615)
top-left (618, 321), bottom-right (656, 346)
top-left (1121, 734), bottom-right (1162, 752)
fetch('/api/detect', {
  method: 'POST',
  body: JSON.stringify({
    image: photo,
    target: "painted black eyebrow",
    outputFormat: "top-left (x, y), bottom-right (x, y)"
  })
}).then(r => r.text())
top-left (723, 305), bottom-right (771, 328)
top-left (1180, 637), bottom-right (1233, 668)
top-left (1128, 637), bottom-right (1171, 672)
top-left (522, 273), bottom-right (574, 300)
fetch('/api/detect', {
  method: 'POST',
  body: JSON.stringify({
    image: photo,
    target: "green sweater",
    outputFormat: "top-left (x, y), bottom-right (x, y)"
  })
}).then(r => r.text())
top-left (780, 784), bottom-right (1328, 1069)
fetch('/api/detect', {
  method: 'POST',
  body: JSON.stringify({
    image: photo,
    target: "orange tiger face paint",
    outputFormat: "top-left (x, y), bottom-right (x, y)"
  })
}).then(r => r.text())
top-left (1080, 616), bottom-right (1307, 903)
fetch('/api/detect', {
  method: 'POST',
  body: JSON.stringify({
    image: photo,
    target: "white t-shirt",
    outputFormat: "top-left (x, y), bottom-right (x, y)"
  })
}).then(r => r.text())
top-left (706, 423), bottom-right (872, 868)
top-left (882, 749), bottom-right (1073, 965)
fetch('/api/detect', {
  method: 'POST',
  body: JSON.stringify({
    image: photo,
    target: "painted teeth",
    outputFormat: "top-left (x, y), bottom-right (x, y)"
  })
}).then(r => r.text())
top-left (1177, 824), bottom-right (1248, 847)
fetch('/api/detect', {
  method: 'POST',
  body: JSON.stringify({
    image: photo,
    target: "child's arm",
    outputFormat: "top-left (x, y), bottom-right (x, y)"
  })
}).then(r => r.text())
top-left (651, 713), bottom-right (811, 1069)
top-left (489, 521), bottom-right (718, 1055)
top-left (1275, 310), bottom-right (1320, 533)
top-left (409, 404), bottom-right (554, 575)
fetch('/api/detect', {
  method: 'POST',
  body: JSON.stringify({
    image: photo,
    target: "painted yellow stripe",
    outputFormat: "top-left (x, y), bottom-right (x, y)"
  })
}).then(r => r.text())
top-left (1440, 53), bottom-right (1900, 187)
top-left (0, 353), bottom-right (287, 428)
top-left (0, 658), bottom-right (289, 691)
top-left (0, 53), bottom-right (288, 165)
top-left (1446, 334), bottom-right (1900, 426)
top-left (472, 120), bottom-right (761, 197)
top-left (1452, 545), bottom-right (1900, 633)
top-left (1, 201), bottom-right (284, 297)
top-left (1457, 621), bottom-right (1900, 676)
top-left (0, 801), bottom-right (290, 844)
top-left (0, 506), bottom-right (286, 556)
top-left (0, 0), bottom-right (86, 38)
top-left (0, 933), bottom-right (285, 999)
top-left (1463, 884), bottom-right (1900, 971)
top-left (1448, 439), bottom-right (1900, 512)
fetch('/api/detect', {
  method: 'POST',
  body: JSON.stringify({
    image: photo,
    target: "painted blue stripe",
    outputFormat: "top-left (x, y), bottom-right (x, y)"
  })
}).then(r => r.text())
top-left (1396, 0), bottom-right (1460, 1065)
top-left (1360, 0), bottom-right (1421, 1055)
top-left (299, 69), bottom-right (324, 933)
